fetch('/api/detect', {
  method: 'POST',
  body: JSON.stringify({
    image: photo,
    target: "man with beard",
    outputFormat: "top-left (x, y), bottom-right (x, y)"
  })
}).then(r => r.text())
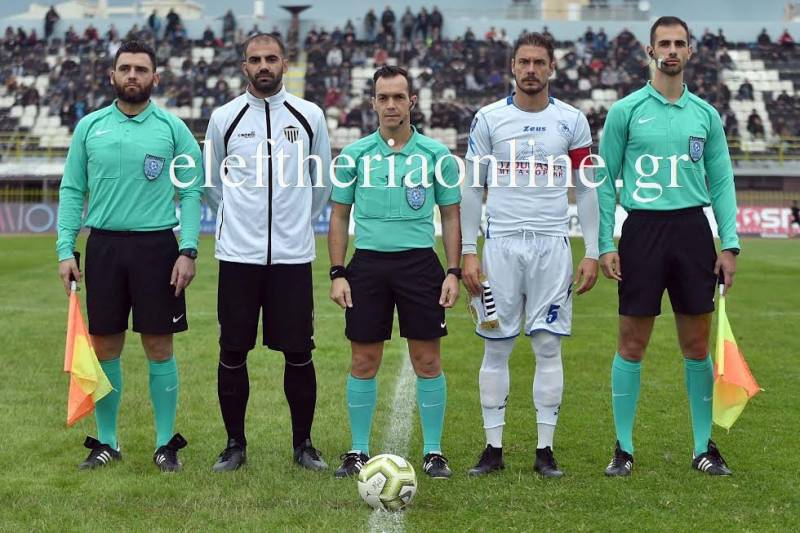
top-left (461, 33), bottom-right (600, 478)
top-left (596, 16), bottom-right (739, 476)
top-left (203, 34), bottom-right (332, 472)
top-left (57, 40), bottom-right (203, 472)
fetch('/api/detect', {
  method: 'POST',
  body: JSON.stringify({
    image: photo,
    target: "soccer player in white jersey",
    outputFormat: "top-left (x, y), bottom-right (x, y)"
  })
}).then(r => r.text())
top-left (461, 32), bottom-right (601, 477)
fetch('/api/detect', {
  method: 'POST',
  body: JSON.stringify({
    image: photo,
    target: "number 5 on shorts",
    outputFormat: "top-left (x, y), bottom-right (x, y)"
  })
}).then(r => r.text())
top-left (546, 304), bottom-right (560, 324)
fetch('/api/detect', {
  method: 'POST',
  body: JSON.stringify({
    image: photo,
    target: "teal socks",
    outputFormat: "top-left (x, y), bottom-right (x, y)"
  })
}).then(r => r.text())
top-left (684, 355), bottom-right (714, 455)
top-left (347, 374), bottom-right (377, 455)
top-left (149, 357), bottom-right (179, 448)
top-left (96, 357), bottom-right (122, 449)
top-left (417, 373), bottom-right (447, 455)
top-left (611, 353), bottom-right (641, 454)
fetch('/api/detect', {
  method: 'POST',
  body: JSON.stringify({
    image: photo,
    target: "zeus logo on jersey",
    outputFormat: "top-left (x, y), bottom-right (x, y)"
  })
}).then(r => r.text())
top-left (522, 126), bottom-right (547, 133)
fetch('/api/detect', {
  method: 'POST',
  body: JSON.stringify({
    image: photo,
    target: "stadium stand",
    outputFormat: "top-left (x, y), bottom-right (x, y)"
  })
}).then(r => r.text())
top-left (3, 15), bottom-right (800, 160)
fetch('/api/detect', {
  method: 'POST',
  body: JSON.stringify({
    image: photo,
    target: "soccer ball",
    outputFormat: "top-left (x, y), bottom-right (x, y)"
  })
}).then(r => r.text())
top-left (357, 454), bottom-right (417, 511)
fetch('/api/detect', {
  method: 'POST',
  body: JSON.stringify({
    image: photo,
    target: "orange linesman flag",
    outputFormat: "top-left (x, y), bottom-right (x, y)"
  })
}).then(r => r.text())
top-left (63, 289), bottom-right (112, 426)
top-left (713, 289), bottom-right (761, 430)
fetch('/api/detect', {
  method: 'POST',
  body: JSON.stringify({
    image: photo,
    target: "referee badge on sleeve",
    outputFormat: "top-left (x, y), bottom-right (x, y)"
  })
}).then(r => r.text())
top-left (406, 184), bottom-right (426, 210)
top-left (144, 154), bottom-right (166, 180)
top-left (689, 136), bottom-right (705, 162)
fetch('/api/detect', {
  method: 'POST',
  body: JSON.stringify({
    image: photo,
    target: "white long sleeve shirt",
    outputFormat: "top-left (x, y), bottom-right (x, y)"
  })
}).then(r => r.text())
top-left (204, 87), bottom-right (332, 265)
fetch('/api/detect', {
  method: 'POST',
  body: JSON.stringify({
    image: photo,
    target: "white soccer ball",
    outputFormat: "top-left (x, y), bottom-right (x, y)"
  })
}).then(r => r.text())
top-left (357, 453), bottom-right (417, 511)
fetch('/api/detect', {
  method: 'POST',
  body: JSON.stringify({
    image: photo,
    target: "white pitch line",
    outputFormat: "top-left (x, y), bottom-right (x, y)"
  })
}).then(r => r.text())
top-left (368, 345), bottom-right (416, 533)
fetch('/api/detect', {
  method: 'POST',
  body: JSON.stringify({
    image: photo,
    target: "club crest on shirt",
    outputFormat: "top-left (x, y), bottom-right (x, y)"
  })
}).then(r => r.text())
top-left (557, 120), bottom-right (571, 139)
top-left (406, 184), bottom-right (426, 210)
top-left (689, 136), bottom-right (705, 162)
top-left (284, 125), bottom-right (299, 143)
top-left (143, 154), bottom-right (165, 180)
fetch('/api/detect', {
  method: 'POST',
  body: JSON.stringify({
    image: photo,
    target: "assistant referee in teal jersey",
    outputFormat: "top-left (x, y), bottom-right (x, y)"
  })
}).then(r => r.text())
top-left (56, 40), bottom-right (203, 472)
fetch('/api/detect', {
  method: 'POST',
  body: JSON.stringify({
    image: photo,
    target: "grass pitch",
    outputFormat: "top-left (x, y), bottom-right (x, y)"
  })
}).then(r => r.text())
top-left (0, 235), bottom-right (797, 532)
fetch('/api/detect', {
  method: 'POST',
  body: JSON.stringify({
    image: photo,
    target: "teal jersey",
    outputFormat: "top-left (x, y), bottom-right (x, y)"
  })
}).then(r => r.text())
top-left (56, 100), bottom-right (203, 261)
top-left (596, 82), bottom-right (739, 254)
top-left (331, 128), bottom-right (461, 252)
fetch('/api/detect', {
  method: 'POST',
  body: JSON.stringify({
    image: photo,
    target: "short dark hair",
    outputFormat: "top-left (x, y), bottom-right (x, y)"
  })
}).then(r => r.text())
top-left (650, 16), bottom-right (690, 45)
top-left (242, 33), bottom-right (286, 59)
top-left (114, 40), bottom-right (157, 70)
top-left (372, 65), bottom-right (413, 96)
top-left (512, 32), bottom-right (555, 63)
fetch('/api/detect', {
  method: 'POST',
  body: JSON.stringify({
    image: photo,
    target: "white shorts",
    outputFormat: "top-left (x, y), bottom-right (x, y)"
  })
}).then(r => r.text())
top-left (477, 233), bottom-right (573, 340)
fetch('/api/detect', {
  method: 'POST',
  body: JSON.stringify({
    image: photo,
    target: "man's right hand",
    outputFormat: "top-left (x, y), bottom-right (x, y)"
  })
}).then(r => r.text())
top-left (599, 252), bottom-right (622, 281)
top-left (462, 253), bottom-right (482, 296)
top-left (330, 277), bottom-right (353, 309)
top-left (58, 258), bottom-right (81, 295)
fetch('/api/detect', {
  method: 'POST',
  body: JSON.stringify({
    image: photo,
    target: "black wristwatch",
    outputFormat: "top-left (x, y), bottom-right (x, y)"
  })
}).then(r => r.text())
top-left (446, 267), bottom-right (462, 280)
top-left (723, 248), bottom-right (740, 256)
top-left (179, 248), bottom-right (198, 259)
top-left (330, 265), bottom-right (346, 280)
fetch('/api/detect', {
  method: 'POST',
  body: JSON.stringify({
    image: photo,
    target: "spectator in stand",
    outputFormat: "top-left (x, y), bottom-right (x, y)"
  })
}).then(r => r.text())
top-left (222, 10), bottom-right (236, 42)
top-left (202, 26), bottom-right (215, 46)
top-left (496, 28), bottom-right (511, 47)
top-left (401, 8), bottom-right (415, 41)
top-left (147, 10), bottom-right (161, 40)
top-left (464, 27), bottom-right (476, 45)
top-left (464, 67), bottom-right (483, 94)
top-left (757, 28), bottom-right (771, 47)
top-left (701, 28), bottom-right (717, 50)
top-left (738, 79), bottom-right (754, 100)
top-left (779, 28), bottom-right (795, 49)
top-left (165, 9), bottom-right (181, 41)
top-left (44, 5), bottom-right (60, 41)
top-left (485, 26), bottom-right (497, 42)
top-left (417, 8), bottom-right (430, 41)
top-left (172, 24), bottom-right (187, 46)
top-left (85, 25), bottom-right (99, 42)
top-left (542, 26), bottom-right (554, 43)
top-left (106, 24), bottom-right (119, 42)
top-left (747, 110), bottom-right (766, 138)
top-left (381, 6), bottom-right (396, 38)
top-left (327, 44), bottom-right (343, 69)
top-left (344, 20), bottom-right (356, 41)
top-left (717, 28), bottom-right (727, 48)
top-left (374, 47), bottom-right (389, 66)
top-left (248, 24), bottom-right (260, 37)
top-left (595, 27), bottom-right (608, 52)
top-left (65, 25), bottom-right (78, 44)
top-left (430, 6), bottom-right (443, 40)
top-left (718, 46), bottom-right (733, 69)
top-left (584, 26), bottom-right (596, 46)
top-left (324, 85), bottom-right (342, 108)
top-left (364, 9), bottom-right (377, 41)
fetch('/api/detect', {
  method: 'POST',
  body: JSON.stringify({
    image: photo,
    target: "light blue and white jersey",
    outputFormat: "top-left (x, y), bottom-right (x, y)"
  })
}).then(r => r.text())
top-left (465, 94), bottom-right (594, 237)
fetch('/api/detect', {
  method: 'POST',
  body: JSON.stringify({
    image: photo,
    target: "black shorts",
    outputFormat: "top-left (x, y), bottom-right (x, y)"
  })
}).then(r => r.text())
top-left (618, 207), bottom-right (717, 316)
top-left (345, 248), bottom-right (447, 343)
top-left (85, 229), bottom-right (187, 335)
top-left (218, 261), bottom-right (315, 353)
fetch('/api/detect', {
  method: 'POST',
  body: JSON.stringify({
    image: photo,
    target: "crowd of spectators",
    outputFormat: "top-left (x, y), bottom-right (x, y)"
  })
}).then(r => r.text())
top-left (1, 6), bottom-right (800, 149)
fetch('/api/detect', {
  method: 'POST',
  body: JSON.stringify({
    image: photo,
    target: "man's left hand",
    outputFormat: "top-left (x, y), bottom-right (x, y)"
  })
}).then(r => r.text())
top-left (440, 273), bottom-right (460, 308)
top-left (714, 250), bottom-right (737, 295)
top-left (171, 255), bottom-right (196, 297)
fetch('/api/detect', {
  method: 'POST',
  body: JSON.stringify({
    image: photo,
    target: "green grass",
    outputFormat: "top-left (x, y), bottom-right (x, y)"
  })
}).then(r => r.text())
top-left (0, 235), bottom-right (798, 532)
